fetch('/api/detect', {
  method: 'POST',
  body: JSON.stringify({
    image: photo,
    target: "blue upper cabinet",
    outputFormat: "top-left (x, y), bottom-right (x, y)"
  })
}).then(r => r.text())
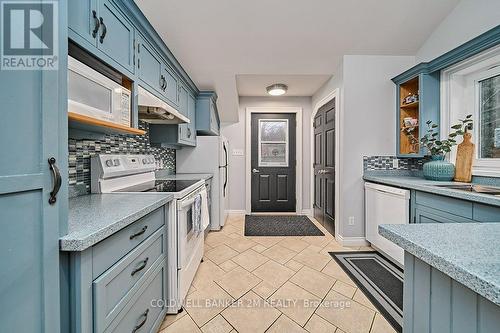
top-left (137, 33), bottom-right (163, 95)
top-left (161, 63), bottom-right (180, 108)
top-left (393, 71), bottom-right (440, 157)
top-left (68, 0), bottom-right (135, 76)
top-left (196, 92), bottom-right (220, 136)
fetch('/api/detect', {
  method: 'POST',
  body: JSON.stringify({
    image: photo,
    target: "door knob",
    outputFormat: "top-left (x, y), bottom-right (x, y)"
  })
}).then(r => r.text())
top-left (252, 168), bottom-right (260, 173)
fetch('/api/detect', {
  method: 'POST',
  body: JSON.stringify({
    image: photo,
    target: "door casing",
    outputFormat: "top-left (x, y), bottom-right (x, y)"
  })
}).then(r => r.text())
top-left (245, 107), bottom-right (302, 214)
top-left (310, 89), bottom-right (340, 240)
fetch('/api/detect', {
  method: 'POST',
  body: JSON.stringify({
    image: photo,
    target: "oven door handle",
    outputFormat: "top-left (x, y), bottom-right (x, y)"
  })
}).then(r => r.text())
top-left (178, 197), bottom-right (197, 210)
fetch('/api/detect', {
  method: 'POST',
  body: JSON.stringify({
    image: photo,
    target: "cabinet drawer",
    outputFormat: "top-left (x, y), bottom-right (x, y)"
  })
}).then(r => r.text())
top-left (93, 207), bottom-right (165, 279)
top-left (104, 262), bottom-right (166, 333)
top-left (93, 228), bottom-right (165, 332)
top-left (473, 203), bottom-right (500, 222)
top-left (415, 191), bottom-right (473, 219)
top-left (414, 205), bottom-right (475, 223)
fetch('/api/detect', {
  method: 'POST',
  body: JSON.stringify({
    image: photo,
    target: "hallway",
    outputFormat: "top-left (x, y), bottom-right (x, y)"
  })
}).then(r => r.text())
top-left (158, 214), bottom-right (396, 333)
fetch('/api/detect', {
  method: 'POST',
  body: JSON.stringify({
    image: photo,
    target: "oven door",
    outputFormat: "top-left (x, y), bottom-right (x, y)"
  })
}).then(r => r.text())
top-left (177, 193), bottom-right (203, 270)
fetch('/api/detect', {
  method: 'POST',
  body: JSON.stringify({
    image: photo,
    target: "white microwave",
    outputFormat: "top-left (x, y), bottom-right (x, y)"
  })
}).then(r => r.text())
top-left (68, 56), bottom-right (131, 127)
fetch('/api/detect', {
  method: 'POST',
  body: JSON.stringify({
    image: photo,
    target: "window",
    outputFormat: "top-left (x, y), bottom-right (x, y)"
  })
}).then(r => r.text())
top-left (258, 119), bottom-right (289, 167)
top-left (478, 74), bottom-right (500, 159)
top-left (441, 45), bottom-right (500, 176)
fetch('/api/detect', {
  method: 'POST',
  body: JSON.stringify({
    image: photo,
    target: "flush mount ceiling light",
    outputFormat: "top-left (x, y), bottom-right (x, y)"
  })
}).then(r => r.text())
top-left (266, 83), bottom-right (288, 96)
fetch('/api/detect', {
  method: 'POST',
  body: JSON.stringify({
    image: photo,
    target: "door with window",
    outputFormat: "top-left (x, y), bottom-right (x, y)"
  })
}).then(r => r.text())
top-left (313, 99), bottom-right (335, 235)
top-left (251, 113), bottom-right (296, 212)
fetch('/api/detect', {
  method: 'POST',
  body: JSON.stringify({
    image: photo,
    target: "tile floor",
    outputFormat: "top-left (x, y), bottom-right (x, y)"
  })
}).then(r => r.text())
top-left (158, 214), bottom-right (397, 333)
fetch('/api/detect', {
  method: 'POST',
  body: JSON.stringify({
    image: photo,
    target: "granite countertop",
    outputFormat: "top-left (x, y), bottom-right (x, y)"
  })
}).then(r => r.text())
top-left (60, 193), bottom-right (173, 251)
top-left (363, 174), bottom-right (500, 207)
top-left (155, 170), bottom-right (213, 181)
top-left (379, 223), bottom-right (500, 305)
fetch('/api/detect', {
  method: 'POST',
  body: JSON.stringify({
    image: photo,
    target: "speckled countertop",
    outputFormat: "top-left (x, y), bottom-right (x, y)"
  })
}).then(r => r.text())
top-left (379, 223), bottom-right (500, 305)
top-left (363, 174), bottom-right (500, 207)
top-left (60, 193), bottom-right (173, 251)
top-left (155, 170), bottom-right (213, 181)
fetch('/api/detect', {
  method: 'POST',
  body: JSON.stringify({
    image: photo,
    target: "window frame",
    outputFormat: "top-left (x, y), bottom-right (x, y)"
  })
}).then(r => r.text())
top-left (257, 118), bottom-right (289, 167)
top-left (441, 45), bottom-right (500, 177)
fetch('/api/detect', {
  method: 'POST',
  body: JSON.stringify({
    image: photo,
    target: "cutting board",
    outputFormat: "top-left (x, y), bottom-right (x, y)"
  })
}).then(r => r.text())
top-left (454, 132), bottom-right (474, 182)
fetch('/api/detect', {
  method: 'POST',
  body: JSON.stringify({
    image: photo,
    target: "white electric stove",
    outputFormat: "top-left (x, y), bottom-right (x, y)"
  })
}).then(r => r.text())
top-left (91, 154), bottom-right (207, 313)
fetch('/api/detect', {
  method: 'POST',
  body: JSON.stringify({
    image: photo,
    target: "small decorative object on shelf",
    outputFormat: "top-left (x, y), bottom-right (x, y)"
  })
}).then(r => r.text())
top-left (418, 115), bottom-right (473, 181)
top-left (403, 92), bottom-right (419, 105)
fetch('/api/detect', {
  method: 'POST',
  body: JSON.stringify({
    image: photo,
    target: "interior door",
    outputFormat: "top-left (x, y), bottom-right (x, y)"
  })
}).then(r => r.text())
top-left (251, 113), bottom-right (296, 212)
top-left (313, 99), bottom-right (335, 235)
top-left (0, 2), bottom-right (67, 332)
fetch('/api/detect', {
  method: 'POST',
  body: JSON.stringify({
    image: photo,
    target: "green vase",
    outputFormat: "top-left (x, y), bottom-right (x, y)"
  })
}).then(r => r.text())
top-left (423, 155), bottom-right (455, 181)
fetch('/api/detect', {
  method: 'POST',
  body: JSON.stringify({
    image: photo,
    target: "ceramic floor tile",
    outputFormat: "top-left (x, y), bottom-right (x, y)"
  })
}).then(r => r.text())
top-left (370, 313), bottom-right (397, 333)
top-left (252, 281), bottom-right (278, 299)
top-left (302, 235), bottom-right (331, 248)
top-left (215, 266), bottom-right (262, 299)
top-left (305, 244), bottom-right (324, 253)
top-left (332, 280), bottom-right (357, 299)
top-left (205, 244), bottom-right (239, 265)
top-left (278, 237), bottom-right (309, 252)
top-left (252, 244), bottom-right (268, 253)
top-left (192, 259), bottom-right (226, 291)
top-left (228, 233), bottom-right (241, 239)
top-left (290, 265), bottom-right (336, 298)
top-left (250, 236), bottom-right (284, 248)
top-left (269, 281), bottom-right (321, 326)
top-left (219, 260), bottom-right (239, 272)
top-left (267, 314), bottom-right (308, 333)
top-left (320, 240), bottom-right (352, 255)
top-left (353, 289), bottom-right (378, 312)
top-left (159, 314), bottom-right (201, 333)
top-left (293, 248), bottom-right (331, 271)
top-left (304, 314), bottom-right (338, 333)
top-left (158, 309), bottom-right (187, 331)
top-left (285, 259), bottom-right (304, 272)
top-left (231, 249), bottom-right (269, 271)
top-left (262, 244), bottom-right (297, 264)
top-left (221, 225), bottom-right (240, 235)
top-left (321, 260), bottom-right (356, 287)
top-left (200, 314), bottom-right (234, 333)
top-left (184, 281), bottom-right (234, 327)
top-left (221, 291), bottom-right (281, 333)
top-left (226, 237), bottom-right (257, 253)
top-left (316, 290), bottom-right (375, 333)
top-left (252, 260), bottom-right (295, 288)
top-left (205, 232), bottom-right (234, 247)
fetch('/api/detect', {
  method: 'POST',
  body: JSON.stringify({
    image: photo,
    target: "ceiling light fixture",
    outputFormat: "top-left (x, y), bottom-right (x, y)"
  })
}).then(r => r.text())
top-left (266, 83), bottom-right (288, 96)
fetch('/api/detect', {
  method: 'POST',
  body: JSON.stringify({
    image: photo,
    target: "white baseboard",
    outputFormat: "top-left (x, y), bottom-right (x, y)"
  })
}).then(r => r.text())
top-left (226, 210), bottom-right (246, 215)
top-left (301, 209), bottom-right (312, 216)
top-left (336, 234), bottom-right (370, 247)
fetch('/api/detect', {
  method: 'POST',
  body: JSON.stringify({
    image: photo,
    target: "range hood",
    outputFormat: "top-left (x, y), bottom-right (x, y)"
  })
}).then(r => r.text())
top-left (138, 86), bottom-right (190, 124)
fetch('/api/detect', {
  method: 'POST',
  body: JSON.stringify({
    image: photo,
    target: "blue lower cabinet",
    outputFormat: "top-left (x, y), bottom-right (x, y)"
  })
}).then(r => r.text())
top-left (414, 206), bottom-right (474, 223)
top-left (68, 206), bottom-right (168, 333)
top-left (196, 92), bottom-right (220, 136)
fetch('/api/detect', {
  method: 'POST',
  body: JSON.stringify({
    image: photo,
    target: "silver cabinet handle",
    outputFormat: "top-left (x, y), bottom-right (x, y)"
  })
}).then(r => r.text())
top-left (252, 168), bottom-right (260, 173)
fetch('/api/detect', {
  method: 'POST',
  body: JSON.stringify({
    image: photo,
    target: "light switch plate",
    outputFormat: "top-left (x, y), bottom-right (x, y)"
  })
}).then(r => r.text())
top-left (232, 149), bottom-right (244, 156)
top-left (392, 159), bottom-right (399, 169)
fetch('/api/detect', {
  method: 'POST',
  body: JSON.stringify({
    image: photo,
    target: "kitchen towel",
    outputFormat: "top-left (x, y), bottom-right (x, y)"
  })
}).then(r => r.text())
top-left (200, 188), bottom-right (210, 231)
top-left (193, 194), bottom-right (202, 234)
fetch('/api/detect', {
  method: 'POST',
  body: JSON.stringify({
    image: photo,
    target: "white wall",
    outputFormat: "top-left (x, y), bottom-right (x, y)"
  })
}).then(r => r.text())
top-left (416, 0), bottom-right (500, 63)
top-left (221, 96), bottom-right (312, 212)
top-left (312, 55), bottom-right (415, 240)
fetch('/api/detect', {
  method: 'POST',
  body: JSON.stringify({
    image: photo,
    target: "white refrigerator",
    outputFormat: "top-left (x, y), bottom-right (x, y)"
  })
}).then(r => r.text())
top-left (176, 136), bottom-right (229, 230)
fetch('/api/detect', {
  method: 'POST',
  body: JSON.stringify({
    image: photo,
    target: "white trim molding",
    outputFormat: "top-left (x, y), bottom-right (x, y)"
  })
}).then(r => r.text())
top-left (245, 107), bottom-right (303, 214)
top-left (336, 235), bottom-right (370, 247)
top-left (310, 89), bottom-right (341, 241)
top-left (226, 210), bottom-right (247, 215)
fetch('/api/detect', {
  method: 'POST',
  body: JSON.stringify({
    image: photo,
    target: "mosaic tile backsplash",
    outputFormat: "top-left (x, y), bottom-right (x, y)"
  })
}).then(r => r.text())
top-left (363, 155), bottom-right (429, 171)
top-left (69, 121), bottom-right (175, 197)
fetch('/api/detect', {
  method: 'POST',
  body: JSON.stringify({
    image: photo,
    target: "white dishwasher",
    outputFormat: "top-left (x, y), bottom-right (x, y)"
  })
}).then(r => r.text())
top-left (364, 182), bottom-right (410, 266)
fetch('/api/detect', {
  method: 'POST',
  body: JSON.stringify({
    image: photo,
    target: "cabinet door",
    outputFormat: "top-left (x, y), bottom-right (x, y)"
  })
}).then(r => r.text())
top-left (0, 3), bottom-right (66, 332)
top-left (97, 0), bottom-right (135, 74)
top-left (137, 36), bottom-right (163, 95)
top-left (414, 206), bottom-right (474, 223)
top-left (210, 101), bottom-right (220, 135)
top-left (68, 0), bottom-right (98, 46)
top-left (162, 64), bottom-right (179, 107)
top-left (187, 93), bottom-right (197, 145)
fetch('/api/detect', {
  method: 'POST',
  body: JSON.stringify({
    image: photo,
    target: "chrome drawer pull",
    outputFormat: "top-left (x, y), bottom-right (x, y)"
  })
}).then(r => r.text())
top-left (130, 226), bottom-right (148, 240)
top-left (131, 257), bottom-right (149, 276)
top-left (132, 309), bottom-right (149, 333)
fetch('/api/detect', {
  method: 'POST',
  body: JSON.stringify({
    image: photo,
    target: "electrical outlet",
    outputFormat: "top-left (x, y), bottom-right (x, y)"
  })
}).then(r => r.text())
top-left (232, 149), bottom-right (244, 156)
top-left (348, 216), bottom-right (355, 226)
top-left (392, 158), bottom-right (399, 169)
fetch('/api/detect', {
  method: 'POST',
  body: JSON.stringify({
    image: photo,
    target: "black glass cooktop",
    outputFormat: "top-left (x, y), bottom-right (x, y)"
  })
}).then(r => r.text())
top-left (115, 179), bottom-right (199, 193)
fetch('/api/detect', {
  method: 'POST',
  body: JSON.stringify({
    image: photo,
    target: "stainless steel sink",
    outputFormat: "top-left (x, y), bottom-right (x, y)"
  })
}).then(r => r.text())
top-left (435, 184), bottom-right (500, 195)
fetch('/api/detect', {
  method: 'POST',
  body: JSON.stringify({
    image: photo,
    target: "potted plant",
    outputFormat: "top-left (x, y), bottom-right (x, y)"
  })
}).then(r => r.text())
top-left (403, 115), bottom-right (473, 180)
